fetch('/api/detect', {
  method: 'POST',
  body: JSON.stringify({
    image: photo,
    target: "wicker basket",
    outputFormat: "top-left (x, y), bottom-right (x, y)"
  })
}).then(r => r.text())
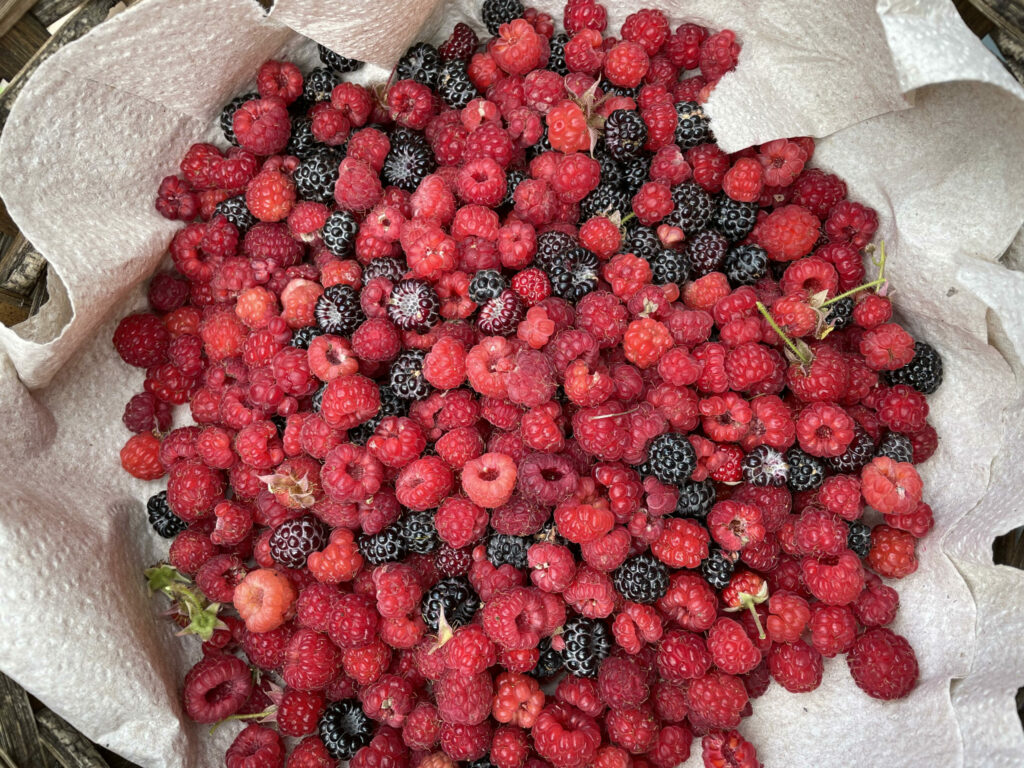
top-left (0, 1), bottom-right (1021, 766)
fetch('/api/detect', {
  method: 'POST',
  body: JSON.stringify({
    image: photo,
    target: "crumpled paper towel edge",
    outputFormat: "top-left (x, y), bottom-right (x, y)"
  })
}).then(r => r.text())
top-left (0, 0), bottom-right (1019, 765)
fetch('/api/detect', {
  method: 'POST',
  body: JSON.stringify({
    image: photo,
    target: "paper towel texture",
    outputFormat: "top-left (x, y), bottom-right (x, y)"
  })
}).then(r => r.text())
top-left (0, 0), bottom-right (1022, 766)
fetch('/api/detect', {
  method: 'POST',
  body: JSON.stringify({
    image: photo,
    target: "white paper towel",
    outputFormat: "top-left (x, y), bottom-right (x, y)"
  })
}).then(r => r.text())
top-left (0, 0), bottom-right (1022, 766)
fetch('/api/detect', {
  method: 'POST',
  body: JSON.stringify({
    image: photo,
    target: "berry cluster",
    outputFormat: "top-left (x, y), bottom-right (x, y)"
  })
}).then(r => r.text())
top-left (123, 2), bottom-right (941, 767)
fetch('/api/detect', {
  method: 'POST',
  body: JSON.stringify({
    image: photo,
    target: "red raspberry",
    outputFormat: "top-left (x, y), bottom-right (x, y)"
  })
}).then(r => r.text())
top-left (547, 99), bottom-right (592, 153)
top-left (154, 176), bottom-right (199, 221)
top-left (825, 200), bottom-right (878, 248)
top-left (233, 97), bottom-right (291, 155)
top-left (182, 652), bottom-right (253, 723)
top-left (701, 730), bottom-right (760, 768)
top-left (114, 313), bottom-right (170, 368)
top-left (664, 23), bottom-right (705, 69)
top-left (440, 720), bottom-right (491, 762)
top-left (246, 169), bottom-right (296, 222)
top-left (768, 639), bottom-right (823, 693)
top-left (118, 433), bottom-right (164, 480)
top-left (707, 500), bottom-right (764, 551)
top-left (621, 9), bottom-right (670, 55)
top-left (853, 572), bottom-right (899, 627)
top-left (847, 628), bottom-right (918, 700)
top-left (605, 706), bottom-right (659, 754)
top-left (359, 674), bottom-right (415, 729)
top-left (861, 457), bottom-right (922, 515)
top-left (786, 344), bottom-right (849, 402)
top-left (658, 571), bottom-right (717, 631)
top-left (257, 59), bottom-right (303, 103)
top-left (795, 402), bottom-right (855, 458)
top-left (492, 670), bottom-right (545, 727)
top-left (319, 374), bottom-right (380, 430)
top-left (387, 79), bottom-right (435, 129)
top-left (683, 272), bottom-right (730, 310)
top-left (765, 590), bottom-right (810, 644)
top-left (276, 689), bottom-right (326, 737)
top-left (492, 20), bottom-right (544, 76)
top-left (225, 724), bottom-right (284, 768)
top-left (651, 518), bottom-right (709, 569)
top-left (757, 139), bottom-right (806, 187)
top-left (809, 603), bottom-right (858, 657)
top-left (622, 317), bottom-right (672, 369)
top-left (564, 0), bottom-right (607, 34)
top-left (233, 568), bottom-right (297, 633)
top-left (553, 501), bottom-right (615, 544)
top-left (687, 143), bottom-right (730, 193)
top-left (707, 617), bottom-right (761, 675)
top-left (859, 323), bottom-right (915, 371)
top-left (876, 385), bottom-right (929, 435)
top-left (532, 703), bottom-right (602, 768)
top-left (440, 22), bottom-right (479, 61)
top-left (754, 205), bottom-right (820, 262)
top-left (699, 28), bottom-right (740, 81)
top-left (396, 456), bottom-right (455, 510)
top-left (685, 671), bottom-right (747, 729)
top-left (853, 292), bottom-right (892, 328)
top-left (790, 168), bottom-right (847, 219)
top-left (722, 157), bottom-right (763, 203)
top-left (801, 550), bottom-right (864, 605)
top-left (603, 41), bottom-right (650, 87)
top-left (461, 452), bottom-right (517, 508)
top-left (885, 500), bottom-right (933, 538)
top-left (866, 524), bottom-right (918, 579)
top-left (631, 182), bottom-right (673, 226)
top-left (334, 158), bottom-right (383, 212)
top-left (595, 656), bottom-right (647, 709)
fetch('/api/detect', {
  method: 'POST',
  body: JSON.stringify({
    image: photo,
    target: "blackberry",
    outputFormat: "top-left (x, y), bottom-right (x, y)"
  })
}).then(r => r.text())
top-left (742, 445), bottom-right (789, 487)
top-left (486, 533), bottom-right (530, 569)
top-left (146, 491), bottom-right (186, 538)
top-left (469, 269), bottom-right (508, 303)
top-left (580, 182), bottom-right (630, 219)
top-left (526, 126), bottom-right (553, 160)
top-left (294, 149), bottom-right (341, 203)
top-left (562, 617), bottom-right (611, 678)
top-left (620, 155), bottom-right (651, 197)
top-left (502, 168), bottom-right (527, 207)
top-left (348, 385), bottom-right (406, 445)
top-left (358, 525), bottom-right (407, 565)
top-left (604, 109), bottom-right (648, 161)
top-left (323, 210), bottom-right (358, 258)
top-left (724, 244), bottom-right (769, 287)
top-left (285, 116), bottom-right (318, 158)
top-left (268, 514), bottom-right (329, 568)
top-left (481, 0), bottom-right (524, 34)
top-left (532, 636), bottom-right (565, 678)
top-left (847, 520), bottom-right (872, 559)
top-left (600, 80), bottom-right (640, 100)
top-left (318, 699), bottom-right (374, 760)
top-left (290, 325), bottom-right (324, 349)
top-left (437, 59), bottom-right (478, 109)
top-left (478, 291), bottom-right (525, 335)
top-left (397, 42), bottom-right (442, 88)
top-left (646, 433), bottom-right (697, 485)
top-left (399, 511), bottom-right (439, 554)
top-left (315, 284), bottom-right (364, 336)
top-left (675, 480), bottom-right (716, 519)
top-left (884, 341), bottom-right (943, 395)
top-left (668, 181), bottom-right (715, 232)
top-left (700, 549), bottom-right (735, 590)
top-left (421, 576), bottom-right (480, 632)
top-left (674, 101), bottom-right (711, 148)
top-left (534, 232), bottom-right (599, 302)
top-left (363, 256), bottom-right (406, 285)
top-left (876, 432), bottom-right (913, 464)
top-left (312, 382), bottom-right (326, 413)
top-left (389, 349), bottom-right (431, 400)
top-left (786, 448), bottom-right (825, 491)
top-left (824, 296), bottom-right (854, 331)
top-left (387, 279), bottom-right (441, 332)
top-left (382, 138), bottom-right (436, 192)
top-left (547, 33), bottom-right (569, 75)
top-left (626, 225), bottom-right (662, 262)
top-left (270, 414), bottom-right (287, 437)
top-left (613, 554), bottom-right (669, 604)
top-left (468, 759), bottom-right (497, 768)
top-left (650, 248), bottom-right (690, 285)
top-left (213, 195), bottom-right (255, 235)
top-left (594, 149), bottom-right (624, 188)
top-left (685, 229), bottom-right (729, 277)
top-left (317, 44), bottom-right (363, 73)
top-left (303, 67), bottom-right (342, 103)
top-left (827, 427), bottom-right (876, 473)
top-left (715, 196), bottom-right (758, 241)
top-left (219, 92), bottom-right (256, 145)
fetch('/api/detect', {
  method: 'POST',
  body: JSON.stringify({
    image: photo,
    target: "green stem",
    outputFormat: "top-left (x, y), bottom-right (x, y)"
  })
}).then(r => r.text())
top-left (819, 278), bottom-right (885, 307)
top-left (755, 302), bottom-right (811, 365)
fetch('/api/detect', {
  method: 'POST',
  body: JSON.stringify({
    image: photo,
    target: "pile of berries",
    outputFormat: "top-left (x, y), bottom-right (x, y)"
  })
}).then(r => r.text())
top-left (120, 1), bottom-right (943, 766)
